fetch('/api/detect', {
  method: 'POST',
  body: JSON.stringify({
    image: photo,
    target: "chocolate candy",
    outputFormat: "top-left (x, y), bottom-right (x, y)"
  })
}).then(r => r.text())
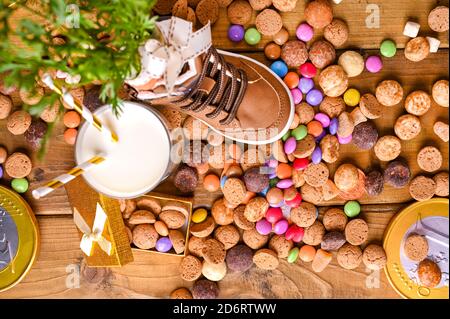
top-left (352, 122), bottom-right (378, 150)
top-left (321, 231), bottom-right (346, 251)
top-left (192, 279), bottom-right (219, 299)
top-left (24, 120), bottom-right (48, 150)
top-left (384, 160), bottom-right (411, 188)
top-left (226, 245), bottom-right (254, 272)
top-left (273, 27), bottom-right (289, 45)
top-left (228, 24), bottom-right (245, 42)
top-left (265, 42), bottom-right (282, 60)
top-left (364, 170), bottom-right (384, 196)
top-left (155, 237), bottom-right (173, 252)
top-left (174, 165), bottom-right (198, 193)
top-left (244, 167), bottom-right (269, 193)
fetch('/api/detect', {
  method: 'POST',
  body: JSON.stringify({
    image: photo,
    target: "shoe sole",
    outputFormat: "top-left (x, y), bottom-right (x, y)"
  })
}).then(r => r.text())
top-left (200, 50), bottom-right (295, 145)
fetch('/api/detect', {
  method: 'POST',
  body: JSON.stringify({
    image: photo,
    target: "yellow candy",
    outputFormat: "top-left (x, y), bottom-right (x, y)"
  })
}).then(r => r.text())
top-left (192, 208), bottom-right (208, 223)
top-left (344, 88), bottom-right (361, 106)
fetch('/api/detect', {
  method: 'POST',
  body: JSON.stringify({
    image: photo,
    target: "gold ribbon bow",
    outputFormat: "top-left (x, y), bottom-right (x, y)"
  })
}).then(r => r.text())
top-left (73, 203), bottom-right (112, 257)
top-left (127, 17), bottom-right (212, 94)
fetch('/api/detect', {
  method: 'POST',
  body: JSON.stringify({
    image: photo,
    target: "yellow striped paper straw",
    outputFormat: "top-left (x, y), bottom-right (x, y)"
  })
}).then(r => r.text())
top-left (32, 154), bottom-right (106, 199)
top-left (41, 73), bottom-right (119, 143)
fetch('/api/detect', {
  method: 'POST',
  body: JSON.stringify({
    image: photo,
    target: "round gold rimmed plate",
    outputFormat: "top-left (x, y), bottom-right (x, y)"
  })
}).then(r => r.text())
top-left (384, 198), bottom-right (449, 299)
top-left (0, 185), bottom-right (39, 293)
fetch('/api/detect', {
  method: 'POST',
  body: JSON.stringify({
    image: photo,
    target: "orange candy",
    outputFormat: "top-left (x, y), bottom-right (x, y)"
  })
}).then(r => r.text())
top-left (63, 111), bottom-right (81, 128)
top-left (228, 144), bottom-right (242, 160)
top-left (307, 120), bottom-right (324, 137)
top-left (276, 163), bottom-right (293, 179)
top-left (284, 71), bottom-right (300, 89)
top-left (64, 128), bottom-right (78, 145)
top-left (203, 174), bottom-right (220, 192)
top-left (299, 245), bottom-right (316, 262)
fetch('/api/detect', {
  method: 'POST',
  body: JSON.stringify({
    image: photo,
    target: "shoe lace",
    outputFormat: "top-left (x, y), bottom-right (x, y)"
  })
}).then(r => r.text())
top-left (175, 47), bottom-right (248, 125)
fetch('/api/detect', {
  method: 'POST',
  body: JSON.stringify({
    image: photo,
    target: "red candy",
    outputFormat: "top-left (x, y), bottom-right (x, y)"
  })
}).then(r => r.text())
top-left (293, 158), bottom-right (309, 170)
top-left (285, 192), bottom-right (302, 208)
top-left (266, 207), bottom-right (283, 224)
top-left (299, 62), bottom-right (317, 78)
top-left (285, 225), bottom-right (305, 243)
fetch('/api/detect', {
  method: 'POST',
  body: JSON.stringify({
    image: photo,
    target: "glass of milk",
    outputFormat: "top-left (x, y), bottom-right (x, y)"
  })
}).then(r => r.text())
top-left (75, 101), bottom-right (173, 199)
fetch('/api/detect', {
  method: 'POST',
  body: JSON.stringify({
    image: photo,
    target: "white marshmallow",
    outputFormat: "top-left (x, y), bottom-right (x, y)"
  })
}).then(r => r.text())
top-left (403, 21), bottom-right (421, 38)
top-left (427, 36), bottom-right (441, 53)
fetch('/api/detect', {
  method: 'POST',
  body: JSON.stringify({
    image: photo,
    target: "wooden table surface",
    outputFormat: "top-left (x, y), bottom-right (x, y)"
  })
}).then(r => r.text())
top-left (0, 0), bottom-right (448, 299)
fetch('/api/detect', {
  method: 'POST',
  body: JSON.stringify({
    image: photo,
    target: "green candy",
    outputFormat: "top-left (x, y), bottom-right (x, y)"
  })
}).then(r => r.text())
top-left (291, 125), bottom-right (307, 140)
top-left (344, 200), bottom-right (361, 217)
top-left (380, 39), bottom-right (397, 58)
top-left (244, 28), bottom-right (261, 46)
top-left (11, 178), bottom-right (29, 193)
top-left (269, 178), bottom-right (280, 188)
top-left (282, 130), bottom-right (291, 141)
top-left (287, 247), bottom-right (299, 263)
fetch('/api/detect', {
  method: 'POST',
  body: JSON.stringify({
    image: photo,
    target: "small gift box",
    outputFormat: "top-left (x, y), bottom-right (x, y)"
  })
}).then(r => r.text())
top-left (122, 193), bottom-right (193, 257)
top-left (65, 177), bottom-right (133, 267)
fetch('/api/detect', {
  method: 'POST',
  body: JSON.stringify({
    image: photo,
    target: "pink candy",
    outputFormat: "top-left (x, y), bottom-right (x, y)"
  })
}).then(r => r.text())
top-left (285, 225), bottom-right (304, 243)
top-left (314, 113), bottom-right (330, 128)
top-left (337, 134), bottom-right (353, 144)
top-left (273, 219), bottom-right (289, 235)
top-left (256, 218), bottom-right (272, 235)
top-left (290, 88), bottom-right (303, 104)
top-left (266, 207), bottom-right (283, 223)
top-left (284, 137), bottom-right (297, 155)
top-left (277, 179), bottom-right (294, 189)
top-left (296, 22), bottom-right (314, 42)
top-left (293, 158), bottom-right (309, 170)
top-left (365, 55), bottom-right (383, 73)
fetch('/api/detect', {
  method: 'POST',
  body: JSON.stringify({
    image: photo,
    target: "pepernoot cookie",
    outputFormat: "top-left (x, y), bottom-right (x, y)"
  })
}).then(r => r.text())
top-left (255, 9), bottom-right (283, 36)
top-left (202, 239), bottom-right (226, 265)
top-left (233, 205), bottom-right (255, 230)
top-left (409, 175), bottom-right (436, 201)
top-left (351, 107), bottom-right (368, 126)
top-left (179, 255), bottom-right (203, 281)
top-left (352, 122), bottom-right (378, 150)
top-left (322, 208), bottom-right (347, 232)
top-left (432, 80), bottom-right (449, 107)
top-left (364, 170), bottom-right (384, 196)
top-left (374, 135), bottom-right (401, 161)
top-left (211, 198), bottom-right (234, 225)
top-left (308, 40), bottom-right (336, 69)
top-left (223, 178), bottom-right (247, 207)
top-left (300, 184), bottom-right (323, 205)
top-left (172, 0), bottom-right (188, 19)
top-left (324, 19), bottom-right (349, 48)
top-left (132, 224), bottom-right (158, 249)
top-left (375, 80), bottom-right (404, 107)
top-left (359, 93), bottom-right (383, 119)
top-left (120, 199), bottom-right (136, 219)
top-left (202, 261), bottom-right (227, 281)
top-left (244, 197), bottom-right (269, 222)
top-left (128, 210), bottom-right (156, 225)
top-left (227, 0), bottom-right (252, 25)
top-left (290, 202), bottom-right (317, 227)
top-left (417, 146), bottom-right (442, 172)
top-left (404, 91), bottom-right (432, 116)
top-left (188, 236), bottom-right (209, 257)
top-left (394, 114), bottom-right (422, 140)
top-left (192, 279), bottom-right (219, 299)
top-left (293, 134), bottom-right (316, 158)
top-left (303, 162), bottom-right (329, 187)
top-left (214, 225), bottom-right (240, 250)
top-left (304, 0), bottom-right (333, 28)
top-left (337, 243), bottom-right (363, 270)
top-left (282, 40), bottom-right (309, 68)
top-left (170, 287), bottom-right (193, 299)
top-left (404, 234), bottom-right (429, 262)
top-left (303, 220), bottom-right (326, 246)
top-left (345, 218), bottom-right (369, 246)
top-left (253, 248), bottom-right (279, 270)
top-left (418, 259), bottom-right (442, 288)
top-left (153, 0), bottom-right (177, 15)
top-left (190, 216), bottom-right (216, 238)
top-left (384, 160), bottom-right (411, 188)
top-left (320, 134), bottom-right (340, 163)
top-left (273, 0), bottom-right (297, 12)
top-left (169, 230), bottom-right (186, 254)
top-left (338, 51), bottom-right (365, 78)
top-left (334, 163), bottom-right (359, 192)
top-left (269, 235), bottom-right (294, 258)
top-left (226, 245), bottom-right (254, 272)
top-left (296, 102), bottom-right (316, 124)
top-left (4, 152), bottom-right (32, 178)
top-left (196, 0), bottom-right (219, 25)
top-left (243, 228), bottom-right (269, 249)
top-left (159, 210), bottom-right (186, 229)
top-left (7, 110), bottom-right (32, 135)
top-left (428, 6), bottom-right (449, 32)
top-left (433, 121), bottom-right (449, 142)
top-left (405, 37), bottom-right (430, 62)
top-left (137, 198), bottom-right (162, 215)
top-left (362, 244), bottom-right (387, 270)
top-left (319, 96), bottom-right (345, 118)
top-left (321, 179), bottom-right (340, 201)
top-left (249, 0), bottom-right (272, 10)
top-left (318, 65), bottom-right (349, 98)
top-left (433, 172), bottom-right (449, 197)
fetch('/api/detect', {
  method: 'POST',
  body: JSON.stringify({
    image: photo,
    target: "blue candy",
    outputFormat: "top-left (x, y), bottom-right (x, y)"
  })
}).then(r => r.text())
top-left (0, 165), bottom-right (3, 179)
top-left (311, 146), bottom-right (322, 164)
top-left (270, 60), bottom-right (288, 78)
top-left (220, 176), bottom-right (228, 189)
top-left (298, 77), bottom-right (315, 94)
top-left (329, 117), bottom-right (339, 135)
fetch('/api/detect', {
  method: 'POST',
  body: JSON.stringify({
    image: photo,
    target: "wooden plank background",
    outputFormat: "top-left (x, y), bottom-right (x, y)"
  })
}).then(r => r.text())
top-left (0, 0), bottom-right (448, 298)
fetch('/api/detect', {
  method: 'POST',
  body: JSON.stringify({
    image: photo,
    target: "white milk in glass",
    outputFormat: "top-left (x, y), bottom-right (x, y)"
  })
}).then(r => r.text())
top-left (75, 102), bottom-right (171, 198)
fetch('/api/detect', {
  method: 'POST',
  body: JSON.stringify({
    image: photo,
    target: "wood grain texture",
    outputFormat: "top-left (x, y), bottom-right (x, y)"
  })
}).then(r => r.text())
top-left (0, 206), bottom-right (401, 299)
top-left (211, 0), bottom-right (449, 51)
